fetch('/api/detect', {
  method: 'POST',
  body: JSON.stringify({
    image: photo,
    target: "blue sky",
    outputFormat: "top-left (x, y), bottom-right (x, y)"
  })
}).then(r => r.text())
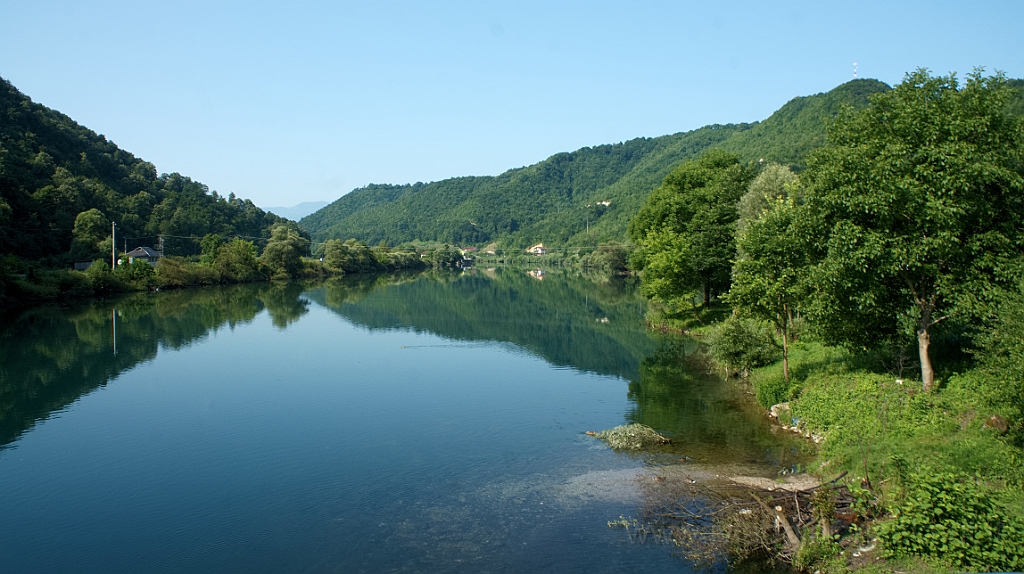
top-left (2, 1), bottom-right (1022, 209)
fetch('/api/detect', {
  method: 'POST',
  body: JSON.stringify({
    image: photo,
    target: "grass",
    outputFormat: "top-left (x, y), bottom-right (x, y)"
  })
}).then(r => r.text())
top-left (728, 334), bottom-right (1024, 571)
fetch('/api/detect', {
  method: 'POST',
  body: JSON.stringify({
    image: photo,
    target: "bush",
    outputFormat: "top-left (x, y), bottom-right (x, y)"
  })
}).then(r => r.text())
top-left (84, 260), bottom-right (129, 294)
top-left (154, 257), bottom-right (221, 287)
top-left (113, 259), bottom-right (156, 288)
top-left (705, 315), bottom-right (779, 378)
top-left (877, 466), bottom-right (1024, 572)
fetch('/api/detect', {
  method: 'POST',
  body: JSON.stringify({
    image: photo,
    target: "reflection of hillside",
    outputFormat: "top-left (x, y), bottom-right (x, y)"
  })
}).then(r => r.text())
top-left (0, 284), bottom-right (292, 449)
top-left (0, 273), bottom-right (659, 451)
top-left (305, 269), bottom-right (658, 380)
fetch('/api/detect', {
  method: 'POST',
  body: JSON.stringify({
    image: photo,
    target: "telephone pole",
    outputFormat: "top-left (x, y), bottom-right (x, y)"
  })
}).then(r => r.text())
top-left (111, 222), bottom-right (116, 270)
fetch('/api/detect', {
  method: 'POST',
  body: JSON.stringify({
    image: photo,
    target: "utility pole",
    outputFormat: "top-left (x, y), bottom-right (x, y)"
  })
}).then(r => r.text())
top-left (111, 222), bottom-right (116, 270)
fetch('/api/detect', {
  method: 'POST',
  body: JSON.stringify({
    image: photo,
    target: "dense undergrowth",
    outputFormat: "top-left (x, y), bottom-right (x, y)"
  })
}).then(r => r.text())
top-left (714, 330), bottom-right (1024, 572)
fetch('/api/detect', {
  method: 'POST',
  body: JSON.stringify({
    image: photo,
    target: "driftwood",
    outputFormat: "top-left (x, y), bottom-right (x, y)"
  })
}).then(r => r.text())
top-left (610, 471), bottom-right (859, 566)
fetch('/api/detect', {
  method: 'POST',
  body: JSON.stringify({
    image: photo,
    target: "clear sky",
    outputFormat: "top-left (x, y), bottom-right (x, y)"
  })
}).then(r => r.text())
top-left (2, 1), bottom-right (1022, 209)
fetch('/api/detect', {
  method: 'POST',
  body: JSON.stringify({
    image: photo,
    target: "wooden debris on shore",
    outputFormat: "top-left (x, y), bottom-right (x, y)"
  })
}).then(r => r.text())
top-left (590, 423), bottom-right (672, 450)
top-left (610, 470), bottom-right (860, 566)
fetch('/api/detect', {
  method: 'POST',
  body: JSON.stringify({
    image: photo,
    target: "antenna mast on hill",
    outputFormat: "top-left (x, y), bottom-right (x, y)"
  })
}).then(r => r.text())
top-left (853, 61), bottom-right (858, 79)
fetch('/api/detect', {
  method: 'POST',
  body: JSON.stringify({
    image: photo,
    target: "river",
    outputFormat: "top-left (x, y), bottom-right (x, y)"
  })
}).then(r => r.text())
top-left (0, 268), bottom-right (805, 573)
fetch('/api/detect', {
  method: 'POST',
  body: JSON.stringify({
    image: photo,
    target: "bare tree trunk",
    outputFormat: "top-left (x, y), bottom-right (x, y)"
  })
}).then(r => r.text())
top-left (782, 329), bottom-right (790, 383)
top-left (918, 301), bottom-right (935, 392)
top-left (918, 326), bottom-right (934, 392)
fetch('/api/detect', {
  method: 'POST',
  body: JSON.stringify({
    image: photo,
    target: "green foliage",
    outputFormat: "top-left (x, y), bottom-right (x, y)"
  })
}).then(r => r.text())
top-left (84, 260), bottom-right (128, 294)
top-left (876, 467), bottom-right (1024, 572)
top-left (113, 258), bottom-right (156, 288)
top-left (629, 150), bottom-right (753, 306)
top-left (728, 195), bottom-right (811, 381)
top-left (0, 76), bottom-right (287, 269)
top-left (792, 538), bottom-right (843, 572)
top-left (705, 314), bottom-right (779, 378)
top-left (802, 69), bottom-right (1024, 391)
top-left (261, 225), bottom-right (310, 278)
top-left (970, 284), bottom-right (1024, 441)
top-left (322, 238), bottom-right (381, 273)
top-left (199, 233), bottom-right (223, 266)
top-left (735, 163), bottom-right (797, 234)
top-left (214, 238), bottom-right (263, 282)
top-left (422, 244), bottom-right (463, 269)
top-left (70, 208), bottom-right (109, 262)
top-left (300, 81), bottom-right (890, 250)
top-left (790, 371), bottom-right (1024, 485)
top-left (154, 257), bottom-right (221, 287)
top-left (579, 243), bottom-right (630, 274)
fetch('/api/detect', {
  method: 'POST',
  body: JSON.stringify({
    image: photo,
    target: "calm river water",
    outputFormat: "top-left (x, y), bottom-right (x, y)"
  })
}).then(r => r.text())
top-left (0, 269), bottom-right (804, 573)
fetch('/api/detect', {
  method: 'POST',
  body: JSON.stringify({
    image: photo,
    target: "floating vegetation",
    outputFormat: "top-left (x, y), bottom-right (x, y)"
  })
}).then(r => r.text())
top-left (589, 423), bottom-right (672, 450)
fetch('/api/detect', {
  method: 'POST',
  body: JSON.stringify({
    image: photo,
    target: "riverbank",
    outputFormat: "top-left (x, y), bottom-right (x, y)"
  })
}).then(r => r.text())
top-left (735, 340), bottom-right (1023, 572)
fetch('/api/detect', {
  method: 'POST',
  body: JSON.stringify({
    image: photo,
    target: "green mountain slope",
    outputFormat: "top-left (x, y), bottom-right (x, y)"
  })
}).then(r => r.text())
top-left (302, 79), bottom-right (892, 249)
top-left (0, 77), bottom-right (286, 263)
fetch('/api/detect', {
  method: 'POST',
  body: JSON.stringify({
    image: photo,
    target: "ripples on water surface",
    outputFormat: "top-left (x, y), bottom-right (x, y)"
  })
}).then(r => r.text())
top-left (0, 271), bottom-right (806, 572)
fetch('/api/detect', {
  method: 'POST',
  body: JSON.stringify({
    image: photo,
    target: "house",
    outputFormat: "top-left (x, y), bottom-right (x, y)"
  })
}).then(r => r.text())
top-left (527, 243), bottom-right (546, 256)
top-left (126, 246), bottom-right (161, 264)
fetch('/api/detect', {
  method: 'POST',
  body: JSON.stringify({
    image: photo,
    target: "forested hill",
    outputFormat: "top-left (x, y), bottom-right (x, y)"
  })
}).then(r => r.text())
top-left (0, 77), bottom-right (286, 264)
top-left (301, 79), bottom-right (893, 249)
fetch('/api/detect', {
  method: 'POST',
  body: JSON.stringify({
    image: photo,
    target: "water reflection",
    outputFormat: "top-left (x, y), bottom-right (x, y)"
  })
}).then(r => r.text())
top-left (626, 340), bottom-right (808, 466)
top-left (0, 269), bottom-right (801, 466)
top-left (0, 271), bottom-right (658, 451)
top-left (0, 269), bottom-right (810, 572)
top-left (308, 268), bottom-right (655, 380)
top-left (0, 284), bottom-right (267, 448)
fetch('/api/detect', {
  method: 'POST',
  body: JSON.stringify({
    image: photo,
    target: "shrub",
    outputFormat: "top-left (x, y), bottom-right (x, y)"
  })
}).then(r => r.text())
top-left (84, 260), bottom-right (129, 294)
top-left (113, 259), bottom-right (155, 288)
top-left (705, 315), bottom-right (779, 378)
top-left (877, 466), bottom-right (1024, 572)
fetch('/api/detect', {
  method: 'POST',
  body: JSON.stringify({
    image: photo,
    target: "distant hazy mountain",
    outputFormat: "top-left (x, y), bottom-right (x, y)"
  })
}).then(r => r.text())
top-left (264, 201), bottom-right (330, 221)
top-left (301, 79), bottom-right (906, 249)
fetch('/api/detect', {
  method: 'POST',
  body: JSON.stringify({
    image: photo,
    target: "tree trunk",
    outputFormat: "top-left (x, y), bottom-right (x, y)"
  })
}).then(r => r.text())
top-left (782, 329), bottom-right (790, 383)
top-left (918, 326), bottom-right (934, 392)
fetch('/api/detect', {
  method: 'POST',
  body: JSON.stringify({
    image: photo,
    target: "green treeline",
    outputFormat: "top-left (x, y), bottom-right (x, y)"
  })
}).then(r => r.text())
top-left (0, 76), bottom-right (448, 304)
top-left (631, 70), bottom-right (1024, 571)
top-left (301, 80), bottom-right (892, 250)
top-left (0, 77), bottom-right (287, 263)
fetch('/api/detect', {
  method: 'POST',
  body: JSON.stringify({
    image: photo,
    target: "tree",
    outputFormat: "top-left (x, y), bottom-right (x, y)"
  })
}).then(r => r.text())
top-left (200, 233), bottom-right (223, 266)
top-left (727, 197), bottom-right (809, 382)
top-left (261, 225), bottom-right (310, 278)
top-left (70, 208), bottom-right (109, 262)
top-left (215, 238), bottom-right (261, 282)
top-left (628, 149), bottom-right (753, 307)
top-left (736, 163), bottom-right (798, 235)
top-left (802, 69), bottom-right (1024, 392)
top-left (423, 244), bottom-right (463, 269)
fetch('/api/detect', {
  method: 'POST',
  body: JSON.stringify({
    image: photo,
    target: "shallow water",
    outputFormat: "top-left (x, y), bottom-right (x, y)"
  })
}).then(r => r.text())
top-left (0, 269), bottom-right (806, 572)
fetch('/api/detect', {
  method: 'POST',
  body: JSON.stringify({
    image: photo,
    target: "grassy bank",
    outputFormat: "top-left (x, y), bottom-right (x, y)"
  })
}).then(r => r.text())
top-left (732, 336), bottom-right (1024, 573)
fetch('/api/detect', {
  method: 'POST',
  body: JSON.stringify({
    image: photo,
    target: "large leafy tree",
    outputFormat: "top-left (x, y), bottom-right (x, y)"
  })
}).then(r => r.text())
top-left (802, 69), bottom-right (1024, 392)
top-left (261, 225), bottom-right (310, 278)
top-left (728, 197), bottom-right (810, 382)
top-left (629, 149), bottom-right (753, 307)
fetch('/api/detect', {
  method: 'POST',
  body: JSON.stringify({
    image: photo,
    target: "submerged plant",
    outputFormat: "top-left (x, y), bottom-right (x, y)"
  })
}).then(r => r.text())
top-left (591, 423), bottom-right (672, 450)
